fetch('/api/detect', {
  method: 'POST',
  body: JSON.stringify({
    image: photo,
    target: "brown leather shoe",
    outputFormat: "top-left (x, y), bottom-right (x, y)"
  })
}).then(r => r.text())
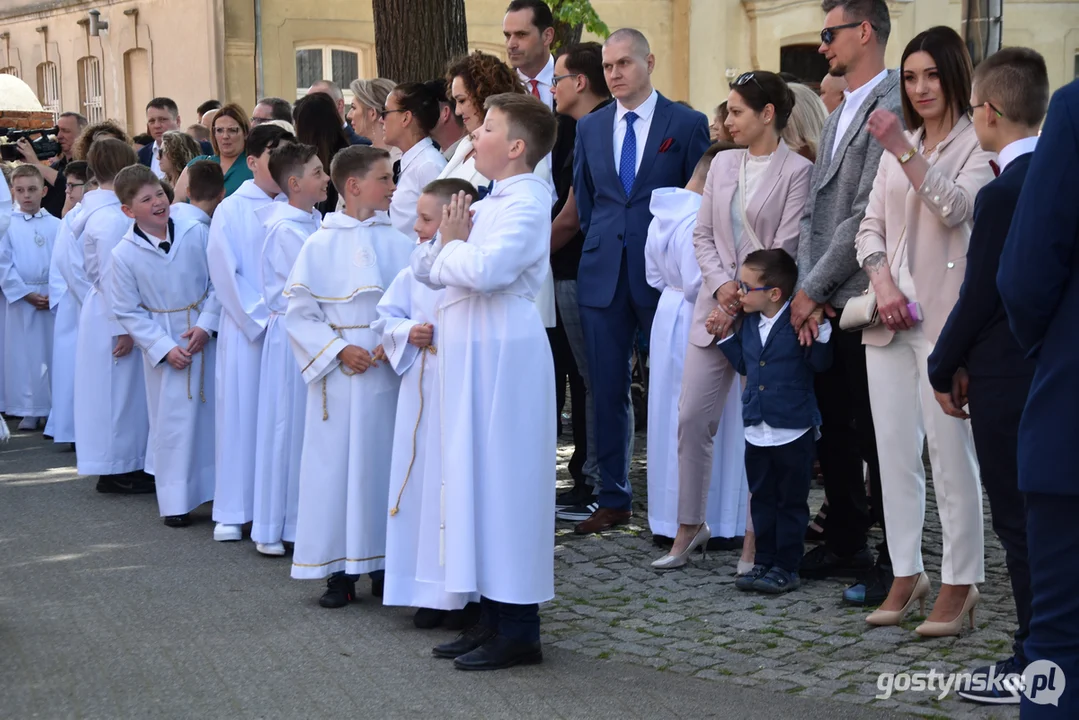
top-left (574, 507), bottom-right (632, 535)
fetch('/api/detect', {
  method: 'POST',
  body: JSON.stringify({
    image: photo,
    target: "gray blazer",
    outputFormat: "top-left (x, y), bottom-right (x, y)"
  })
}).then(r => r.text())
top-left (796, 70), bottom-right (903, 308)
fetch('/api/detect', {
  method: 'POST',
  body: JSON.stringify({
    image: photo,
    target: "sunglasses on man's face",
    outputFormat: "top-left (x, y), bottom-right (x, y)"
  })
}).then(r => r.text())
top-left (820, 21), bottom-right (872, 46)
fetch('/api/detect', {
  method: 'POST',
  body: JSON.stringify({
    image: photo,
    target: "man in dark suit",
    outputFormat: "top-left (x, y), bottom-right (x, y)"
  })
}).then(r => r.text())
top-left (998, 77), bottom-right (1079, 719)
top-left (137, 97), bottom-right (212, 173)
top-left (928, 47), bottom-right (1048, 707)
top-left (571, 28), bottom-right (710, 534)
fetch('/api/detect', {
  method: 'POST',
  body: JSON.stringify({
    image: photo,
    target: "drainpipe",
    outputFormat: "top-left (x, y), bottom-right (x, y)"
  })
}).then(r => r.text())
top-left (254, 0), bottom-right (264, 99)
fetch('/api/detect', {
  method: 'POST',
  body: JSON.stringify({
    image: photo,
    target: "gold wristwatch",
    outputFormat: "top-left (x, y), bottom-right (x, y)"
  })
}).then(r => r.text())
top-left (898, 147), bottom-right (917, 164)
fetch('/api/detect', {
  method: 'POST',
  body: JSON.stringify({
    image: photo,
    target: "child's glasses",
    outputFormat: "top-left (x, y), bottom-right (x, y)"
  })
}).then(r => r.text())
top-left (738, 280), bottom-right (776, 294)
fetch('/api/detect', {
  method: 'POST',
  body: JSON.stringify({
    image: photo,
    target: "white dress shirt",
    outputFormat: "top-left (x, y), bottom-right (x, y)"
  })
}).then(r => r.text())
top-left (390, 137), bottom-right (448, 240)
top-left (614, 89), bottom-right (659, 176)
top-left (831, 68), bottom-right (889, 161)
top-left (150, 139), bottom-right (166, 180)
top-left (517, 55), bottom-right (555, 110)
top-left (997, 136), bottom-right (1039, 173)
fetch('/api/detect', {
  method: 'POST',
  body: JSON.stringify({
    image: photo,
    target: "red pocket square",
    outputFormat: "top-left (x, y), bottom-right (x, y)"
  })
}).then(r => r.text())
top-left (659, 137), bottom-right (674, 153)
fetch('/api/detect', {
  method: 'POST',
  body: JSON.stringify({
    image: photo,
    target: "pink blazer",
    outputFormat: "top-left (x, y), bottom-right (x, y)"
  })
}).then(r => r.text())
top-left (690, 140), bottom-right (812, 347)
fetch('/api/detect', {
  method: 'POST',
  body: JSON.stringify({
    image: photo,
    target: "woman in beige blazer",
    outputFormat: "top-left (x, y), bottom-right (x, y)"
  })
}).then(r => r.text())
top-left (854, 27), bottom-right (994, 635)
top-left (653, 71), bottom-right (812, 568)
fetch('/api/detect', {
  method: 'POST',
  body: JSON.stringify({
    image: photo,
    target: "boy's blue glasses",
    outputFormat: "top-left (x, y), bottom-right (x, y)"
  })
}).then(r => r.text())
top-left (738, 280), bottom-right (776, 293)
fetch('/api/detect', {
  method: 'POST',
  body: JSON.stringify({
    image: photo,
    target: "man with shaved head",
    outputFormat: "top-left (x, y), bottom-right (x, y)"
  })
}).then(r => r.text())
top-left (567, 27), bottom-right (710, 533)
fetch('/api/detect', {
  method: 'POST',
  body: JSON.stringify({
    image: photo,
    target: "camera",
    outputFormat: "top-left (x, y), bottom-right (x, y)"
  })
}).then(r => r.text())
top-left (0, 127), bottom-right (62, 162)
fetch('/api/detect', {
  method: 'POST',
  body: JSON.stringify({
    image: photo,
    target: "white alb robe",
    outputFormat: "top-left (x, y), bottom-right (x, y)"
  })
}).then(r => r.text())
top-left (375, 266), bottom-right (478, 610)
top-left (207, 179), bottom-right (283, 524)
top-left (389, 137), bottom-right (447, 240)
top-left (411, 174), bottom-right (556, 605)
top-left (0, 177), bottom-right (10, 412)
top-left (111, 218), bottom-right (220, 516)
top-left (643, 188), bottom-right (748, 539)
top-left (285, 211), bottom-right (413, 580)
top-left (73, 189), bottom-right (149, 475)
top-left (0, 208), bottom-right (60, 417)
top-left (251, 202), bottom-right (320, 545)
top-left (43, 205), bottom-right (84, 442)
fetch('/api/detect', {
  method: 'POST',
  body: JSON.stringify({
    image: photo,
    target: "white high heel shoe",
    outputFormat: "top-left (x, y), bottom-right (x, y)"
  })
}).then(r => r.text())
top-left (651, 524), bottom-right (710, 569)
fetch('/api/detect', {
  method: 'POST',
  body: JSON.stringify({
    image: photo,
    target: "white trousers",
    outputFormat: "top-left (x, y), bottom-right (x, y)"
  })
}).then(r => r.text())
top-left (865, 326), bottom-right (984, 584)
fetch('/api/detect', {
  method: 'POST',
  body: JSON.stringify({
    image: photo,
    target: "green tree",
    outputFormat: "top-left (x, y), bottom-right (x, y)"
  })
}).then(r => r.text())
top-left (550, 0), bottom-right (610, 52)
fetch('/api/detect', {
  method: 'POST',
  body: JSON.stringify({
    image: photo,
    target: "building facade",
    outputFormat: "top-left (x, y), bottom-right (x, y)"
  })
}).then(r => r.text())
top-left (0, 0), bottom-right (1076, 133)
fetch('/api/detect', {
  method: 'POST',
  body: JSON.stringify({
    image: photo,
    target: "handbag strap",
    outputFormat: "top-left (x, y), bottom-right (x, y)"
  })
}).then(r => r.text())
top-left (738, 153), bottom-right (765, 252)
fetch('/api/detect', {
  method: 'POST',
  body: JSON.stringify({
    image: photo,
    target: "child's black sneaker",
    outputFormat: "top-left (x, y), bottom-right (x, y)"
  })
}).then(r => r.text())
top-left (734, 564), bottom-right (770, 591)
top-left (319, 573), bottom-right (357, 608)
top-left (753, 567), bottom-right (801, 594)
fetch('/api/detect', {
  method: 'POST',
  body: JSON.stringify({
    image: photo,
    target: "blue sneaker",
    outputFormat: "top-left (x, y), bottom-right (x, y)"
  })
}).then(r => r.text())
top-left (753, 567), bottom-right (801, 594)
top-left (735, 564), bottom-right (770, 591)
top-left (955, 657), bottom-right (1024, 705)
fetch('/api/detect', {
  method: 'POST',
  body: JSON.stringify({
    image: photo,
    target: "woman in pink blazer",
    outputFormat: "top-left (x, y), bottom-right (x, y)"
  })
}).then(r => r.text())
top-left (653, 71), bottom-right (812, 568)
top-left (854, 26), bottom-right (994, 635)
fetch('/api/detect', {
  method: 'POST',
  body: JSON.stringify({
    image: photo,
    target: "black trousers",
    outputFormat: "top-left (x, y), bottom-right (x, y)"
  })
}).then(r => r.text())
top-left (968, 373), bottom-right (1033, 663)
top-left (480, 596), bottom-right (540, 643)
top-left (746, 431), bottom-right (816, 572)
top-left (814, 309), bottom-right (888, 563)
top-left (550, 306), bottom-right (588, 485)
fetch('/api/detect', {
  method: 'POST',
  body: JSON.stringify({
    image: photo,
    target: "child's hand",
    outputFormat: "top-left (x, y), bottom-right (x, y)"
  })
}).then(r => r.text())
top-left (408, 323), bottom-right (433, 348)
top-left (25, 292), bottom-right (49, 310)
top-left (705, 308), bottom-right (735, 337)
top-left (113, 334), bottom-right (135, 358)
top-left (165, 346), bottom-right (191, 370)
top-left (372, 345), bottom-right (387, 364)
top-left (441, 191), bottom-right (474, 242)
top-left (338, 345), bottom-right (373, 374)
top-left (182, 327), bottom-right (210, 354)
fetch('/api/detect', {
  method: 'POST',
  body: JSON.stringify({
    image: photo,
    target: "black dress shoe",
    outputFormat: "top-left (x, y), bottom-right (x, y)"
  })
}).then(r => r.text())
top-left (95, 473), bottom-right (156, 495)
top-left (319, 574), bottom-right (357, 608)
top-left (432, 623), bottom-right (497, 659)
top-left (444, 601), bottom-right (481, 631)
top-left (414, 607), bottom-right (447, 629)
top-left (453, 635), bottom-right (543, 671)
top-left (800, 545), bottom-right (874, 579)
top-left (163, 514), bottom-right (191, 528)
top-left (370, 573), bottom-right (384, 598)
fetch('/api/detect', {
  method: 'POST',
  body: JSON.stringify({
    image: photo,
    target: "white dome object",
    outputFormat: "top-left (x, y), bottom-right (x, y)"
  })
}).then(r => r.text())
top-left (0, 76), bottom-right (45, 112)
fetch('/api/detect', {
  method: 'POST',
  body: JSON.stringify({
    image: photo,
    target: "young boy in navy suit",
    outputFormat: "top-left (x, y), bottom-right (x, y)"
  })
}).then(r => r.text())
top-left (713, 249), bottom-right (831, 594)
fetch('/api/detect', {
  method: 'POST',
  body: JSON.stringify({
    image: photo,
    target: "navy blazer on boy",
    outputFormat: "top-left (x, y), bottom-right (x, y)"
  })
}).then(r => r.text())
top-left (718, 304), bottom-right (832, 431)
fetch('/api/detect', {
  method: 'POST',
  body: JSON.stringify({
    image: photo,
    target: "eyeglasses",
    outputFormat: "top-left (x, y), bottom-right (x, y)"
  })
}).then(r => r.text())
top-left (732, 72), bottom-right (764, 92)
top-left (66, 182), bottom-right (87, 191)
top-left (214, 126), bottom-right (243, 136)
top-left (966, 102), bottom-right (1005, 121)
top-left (378, 108), bottom-right (407, 120)
top-left (250, 117), bottom-right (271, 126)
top-left (738, 280), bottom-right (776, 294)
top-left (820, 21), bottom-right (873, 46)
top-left (552, 73), bottom-right (581, 85)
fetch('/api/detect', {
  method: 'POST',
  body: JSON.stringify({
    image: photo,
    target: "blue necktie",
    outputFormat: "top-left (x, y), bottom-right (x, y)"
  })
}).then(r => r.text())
top-left (619, 111), bottom-right (638, 197)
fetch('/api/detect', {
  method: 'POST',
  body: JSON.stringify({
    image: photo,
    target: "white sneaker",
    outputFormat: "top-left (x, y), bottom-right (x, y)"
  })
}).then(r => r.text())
top-left (213, 523), bottom-right (243, 542)
top-left (256, 541), bottom-right (286, 556)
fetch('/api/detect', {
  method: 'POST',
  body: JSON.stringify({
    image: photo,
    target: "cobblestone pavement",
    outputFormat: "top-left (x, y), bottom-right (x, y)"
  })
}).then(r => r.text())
top-left (548, 432), bottom-right (1021, 719)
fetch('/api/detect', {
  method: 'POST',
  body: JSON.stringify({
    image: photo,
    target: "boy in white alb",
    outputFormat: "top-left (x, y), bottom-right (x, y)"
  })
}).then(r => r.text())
top-left (109, 165), bottom-right (220, 527)
top-left (0, 165), bottom-right (60, 429)
top-left (206, 124), bottom-right (294, 542)
top-left (284, 146), bottom-right (413, 607)
top-left (376, 177), bottom-right (481, 631)
top-left (644, 143), bottom-right (749, 568)
top-left (251, 143), bottom-right (326, 557)
top-left (411, 94), bottom-right (557, 671)
top-left (169, 159), bottom-right (226, 228)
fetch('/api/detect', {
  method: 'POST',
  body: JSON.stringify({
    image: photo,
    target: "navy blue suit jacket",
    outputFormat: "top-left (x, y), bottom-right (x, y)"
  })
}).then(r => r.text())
top-left (928, 153), bottom-right (1035, 393)
top-left (138, 140), bottom-right (213, 168)
top-left (998, 80), bottom-right (1079, 495)
top-left (718, 306), bottom-right (832, 430)
top-left (573, 92), bottom-right (710, 308)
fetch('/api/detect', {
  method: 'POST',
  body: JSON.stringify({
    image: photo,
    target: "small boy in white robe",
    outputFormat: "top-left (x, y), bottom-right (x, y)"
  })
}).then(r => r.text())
top-left (251, 143), bottom-right (326, 556)
top-left (110, 165), bottom-right (220, 527)
top-left (284, 145), bottom-right (413, 608)
top-left (0, 164), bottom-right (60, 429)
top-left (45, 162), bottom-right (95, 445)
top-left (168, 159), bottom-right (226, 228)
top-left (375, 177), bottom-right (481, 631)
top-left (411, 94), bottom-right (557, 671)
top-left (644, 143), bottom-right (750, 568)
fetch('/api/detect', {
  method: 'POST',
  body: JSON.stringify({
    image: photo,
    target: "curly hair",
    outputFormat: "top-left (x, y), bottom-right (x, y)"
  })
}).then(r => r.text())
top-left (445, 51), bottom-right (525, 110)
top-left (159, 130), bottom-right (201, 185)
top-left (72, 120), bottom-right (130, 161)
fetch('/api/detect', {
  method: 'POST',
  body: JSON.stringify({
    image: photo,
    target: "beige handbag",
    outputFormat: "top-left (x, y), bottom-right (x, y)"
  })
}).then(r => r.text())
top-left (839, 230), bottom-right (908, 332)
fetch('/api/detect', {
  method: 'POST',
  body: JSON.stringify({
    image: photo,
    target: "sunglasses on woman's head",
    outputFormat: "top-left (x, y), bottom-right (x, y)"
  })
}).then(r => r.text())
top-left (733, 72), bottom-right (763, 92)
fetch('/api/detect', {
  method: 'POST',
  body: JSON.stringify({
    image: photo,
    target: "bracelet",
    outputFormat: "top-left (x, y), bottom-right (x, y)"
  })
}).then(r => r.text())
top-left (898, 147), bottom-right (917, 164)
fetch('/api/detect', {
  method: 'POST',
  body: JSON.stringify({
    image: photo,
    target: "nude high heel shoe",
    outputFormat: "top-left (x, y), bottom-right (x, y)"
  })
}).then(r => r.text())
top-left (651, 524), bottom-right (710, 569)
top-left (865, 573), bottom-right (930, 626)
top-left (915, 585), bottom-right (980, 637)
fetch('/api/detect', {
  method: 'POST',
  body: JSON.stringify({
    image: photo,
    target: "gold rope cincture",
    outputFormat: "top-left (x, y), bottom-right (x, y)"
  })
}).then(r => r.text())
top-left (389, 343), bottom-right (437, 517)
top-left (321, 324), bottom-right (371, 421)
top-left (139, 288), bottom-right (210, 401)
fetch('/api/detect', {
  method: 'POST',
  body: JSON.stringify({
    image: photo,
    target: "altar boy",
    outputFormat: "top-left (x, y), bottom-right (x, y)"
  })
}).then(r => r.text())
top-left (284, 145), bottom-right (413, 607)
top-left (411, 94), bottom-right (557, 671)
top-left (252, 142), bottom-right (326, 557)
top-left (110, 165), bottom-right (220, 527)
top-left (1, 164), bottom-right (60, 429)
top-left (376, 177), bottom-right (480, 630)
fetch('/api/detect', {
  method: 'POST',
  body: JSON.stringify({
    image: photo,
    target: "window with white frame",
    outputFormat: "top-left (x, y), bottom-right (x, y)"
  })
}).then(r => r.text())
top-left (77, 56), bottom-right (104, 123)
top-left (295, 46), bottom-right (360, 100)
top-left (37, 62), bottom-right (61, 120)
top-left (1, 66), bottom-right (19, 78)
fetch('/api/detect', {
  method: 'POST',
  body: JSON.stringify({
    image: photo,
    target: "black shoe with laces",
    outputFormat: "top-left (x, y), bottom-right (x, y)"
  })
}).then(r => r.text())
top-left (956, 656), bottom-right (1024, 705)
top-left (95, 473), bottom-right (156, 495)
top-left (163, 514), bottom-right (191, 528)
top-left (432, 622), bottom-right (497, 659)
top-left (319, 573), bottom-right (357, 608)
top-left (800, 545), bottom-right (874, 579)
top-left (453, 635), bottom-right (543, 671)
top-left (555, 485), bottom-right (593, 510)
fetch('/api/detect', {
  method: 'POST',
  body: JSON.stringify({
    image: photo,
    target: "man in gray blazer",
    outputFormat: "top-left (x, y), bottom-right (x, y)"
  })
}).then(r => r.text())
top-left (789, 0), bottom-right (901, 605)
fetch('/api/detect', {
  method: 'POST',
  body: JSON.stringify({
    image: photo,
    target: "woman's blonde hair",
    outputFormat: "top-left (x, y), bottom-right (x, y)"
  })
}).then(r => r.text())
top-left (781, 83), bottom-right (827, 163)
top-left (349, 78), bottom-right (397, 112)
top-left (159, 130), bottom-right (200, 184)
